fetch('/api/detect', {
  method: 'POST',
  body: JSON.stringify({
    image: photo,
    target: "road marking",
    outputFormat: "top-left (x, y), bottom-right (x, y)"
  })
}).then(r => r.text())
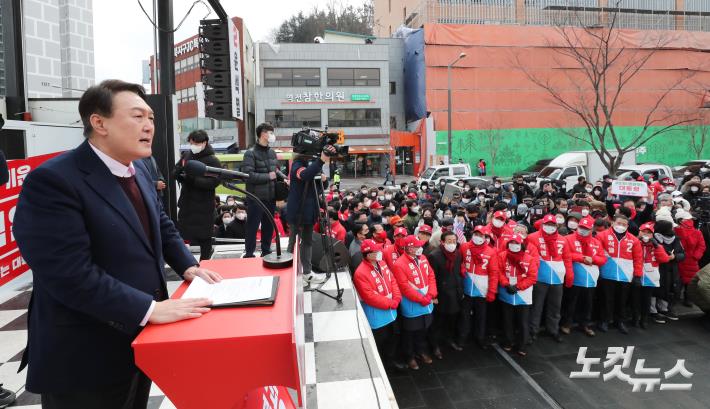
top-left (493, 343), bottom-right (564, 409)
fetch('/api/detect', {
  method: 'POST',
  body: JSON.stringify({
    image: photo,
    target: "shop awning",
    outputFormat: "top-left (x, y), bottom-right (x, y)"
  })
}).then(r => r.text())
top-left (346, 146), bottom-right (394, 154)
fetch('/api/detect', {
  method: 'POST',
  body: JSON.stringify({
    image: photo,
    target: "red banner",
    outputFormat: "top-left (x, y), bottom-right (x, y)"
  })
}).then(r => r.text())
top-left (0, 152), bottom-right (61, 287)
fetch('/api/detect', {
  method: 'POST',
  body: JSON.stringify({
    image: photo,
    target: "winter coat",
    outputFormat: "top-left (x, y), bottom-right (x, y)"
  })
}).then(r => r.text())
top-left (215, 220), bottom-right (246, 239)
top-left (354, 260), bottom-right (401, 329)
top-left (392, 253), bottom-right (438, 306)
top-left (640, 240), bottom-right (671, 287)
top-left (242, 144), bottom-right (279, 202)
top-left (657, 234), bottom-right (686, 282)
top-left (526, 230), bottom-right (574, 287)
top-left (564, 232), bottom-right (607, 287)
top-left (459, 241), bottom-right (500, 301)
top-left (675, 220), bottom-right (707, 284)
top-left (285, 157), bottom-right (326, 226)
top-left (596, 228), bottom-right (643, 282)
top-left (498, 250), bottom-right (538, 305)
top-left (174, 145), bottom-right (221, 241)
top-left (426, 247), bottom-right (463, 314)
top-left (487, 222), bottom-right (514, 251)
top-left (383, 242), bottom-right (403, 271)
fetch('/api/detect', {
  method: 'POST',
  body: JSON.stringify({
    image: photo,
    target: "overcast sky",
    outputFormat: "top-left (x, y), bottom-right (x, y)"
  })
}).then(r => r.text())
top-left (93, 0), bottom-right (364, 85)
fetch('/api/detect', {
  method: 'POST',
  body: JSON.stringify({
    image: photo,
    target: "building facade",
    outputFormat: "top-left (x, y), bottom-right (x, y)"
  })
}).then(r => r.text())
top-left (149, 16), bottom-right (255, 150)
top-left (21, 0), bottom-right (95, 97)
top-left (255, 35), bottom-right (407, 177)
top-left (376, 0), bottom-right (710, 34)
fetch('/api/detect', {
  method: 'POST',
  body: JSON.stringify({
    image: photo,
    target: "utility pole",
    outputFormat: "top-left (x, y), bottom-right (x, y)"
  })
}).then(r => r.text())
top-left (447, 52), bottom-right (466, 165)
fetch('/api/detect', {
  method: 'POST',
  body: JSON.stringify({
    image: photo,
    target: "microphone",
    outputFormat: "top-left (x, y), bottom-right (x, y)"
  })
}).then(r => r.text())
top-left (184, 160), bottom-right (249, 180)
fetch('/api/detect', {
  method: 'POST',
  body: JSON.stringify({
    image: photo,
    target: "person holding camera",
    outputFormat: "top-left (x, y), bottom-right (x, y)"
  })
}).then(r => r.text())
top-left (243, 123), bottom-right (288, 258)
top-left (286, 145), bottom-right (335, 284)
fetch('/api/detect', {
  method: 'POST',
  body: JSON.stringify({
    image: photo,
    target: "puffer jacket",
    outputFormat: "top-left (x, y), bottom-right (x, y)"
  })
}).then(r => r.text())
top-left (675, 219), bottom-right (707, 285)
top-left (242, 143), bottom-right (279, 201)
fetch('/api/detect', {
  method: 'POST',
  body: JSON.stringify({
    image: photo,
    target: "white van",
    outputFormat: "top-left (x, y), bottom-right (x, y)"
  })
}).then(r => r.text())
top-left (418, 164), bottom-right (472, 187)
top-left (536, 150), bottom-right (636, 188)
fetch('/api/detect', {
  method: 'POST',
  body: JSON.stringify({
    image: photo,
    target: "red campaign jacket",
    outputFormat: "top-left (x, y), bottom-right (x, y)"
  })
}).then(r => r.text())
top-left (383, 243), bottom-right (403, 270)
top-left (526, 231), bottom-right (574, 286)
top-left (564, 232), bottom-right (607, 267)
top-left (675, 220), bottom-right (707, 284)
top-left (353, 260), bottom-right (402, 310)
top-left (640, 241), bottom-right (671, 267)
top-left (314, 221), bottom-right (346, 242)
top-left (487, 222), bottom-right (514, 251)
top-left (595, 228), bottom-right (644, 277)
top-left (459, 241), bottom-right (500, 300)
top-left (498, 251), bottom-right (538, 291)
top-left (392, 253), bottom-right (438, 304)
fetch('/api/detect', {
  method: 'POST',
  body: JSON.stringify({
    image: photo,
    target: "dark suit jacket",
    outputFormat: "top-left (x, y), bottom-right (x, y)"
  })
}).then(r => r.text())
top-left (13, 140), bottom-right (197, 393)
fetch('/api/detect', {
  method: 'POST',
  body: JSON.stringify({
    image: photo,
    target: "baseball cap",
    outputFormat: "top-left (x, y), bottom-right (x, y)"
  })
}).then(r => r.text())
top-left (508, 234), bottom-right (524, 244)
top-left (578, 216), bottom-right (595, 230)
top-left (493, 210), bottom-right (507, 220)
top-left (419, 224), bottom-right (433, 234)
top-left (473, 225), bottom-right (487, 235)
top-left (541, 214), bottom-right (557, 225)
top-left (394, 227), bottom-right (408, 237)
top-left (370, 201), bottom-right (383, 210)
top-left (360, 239), bottom-right (383, 254)
top-left (407, 192), bottom-right (418, 199)
top-left (402, 235), bottom-right (426, 248)
top-left (389, 215), bottom-right (402, 225)
top-left (639, 222), bottom-right (655, 233)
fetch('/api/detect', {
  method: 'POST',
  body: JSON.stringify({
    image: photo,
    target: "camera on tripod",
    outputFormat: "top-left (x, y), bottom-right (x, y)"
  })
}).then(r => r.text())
top-left (291, 127), bottom-right (349, 157)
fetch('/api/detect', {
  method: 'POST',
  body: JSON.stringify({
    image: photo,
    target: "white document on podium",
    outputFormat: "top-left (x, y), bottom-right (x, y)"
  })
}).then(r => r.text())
top-left (181, 276), bottom-right (275, 306)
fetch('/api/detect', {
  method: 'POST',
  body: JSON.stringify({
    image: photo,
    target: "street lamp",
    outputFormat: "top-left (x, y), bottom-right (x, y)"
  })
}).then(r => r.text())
top-left (448, 51), bottom-right (466, 165)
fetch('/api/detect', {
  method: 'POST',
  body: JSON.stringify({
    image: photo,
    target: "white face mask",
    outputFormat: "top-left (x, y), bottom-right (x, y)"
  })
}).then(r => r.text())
top-left (691, 186), bottom-right (699, 192)
top-left (374, 252), bottom-right (383, 261)
top-left (581, 209), bottom-right (590, 217)
top-left (235, 212), bottom-right (246, 221)
top-left (641, 235), bottom-right (651, 243)
top-left (383, 217), bottom-right (389, 225)
top-left (666, 186), bottom-right (675, 192)
top-left (190, 144), bottom-right (204, 154)
top-left (578, 227), bottom-right (591, 237)
top-left (556, 216), bottom-right (565, 225)
top-left (494, 183), bottom-right (501, 188)
top-left (361, 189), bottom-right (368, 195)
top-left (444, 243), bottom-right (457, 252)
top-left (685, 171), bottom-right (692, 176)
top-left (542, 225), bottom-right (557, 235)
top-left (222, 217), bottom-right (233, 225)
top-left (503, 199), bottom-right (511, 204)
top-left (462, 198), bottom-right (471, 204)
top-left (506, 210), bottom-right (512, 219)
top-left (415, 247), bottom-right (424, 256)
top-left (492, 218), bottom-right (505, 228)
top-left (585, 187), bottom-right (593, 193)
top-left (267, 132), bottom-right (276, 144)
top-left (226, 200), bottom-right (236, 206)
top-left (411, 206), bottom-right (420, 214)
top-left (385, 194), bottom-right (392, 200)
top-left (508, 243), bottom-right (522, 253)
top-left (567, 221), bottom-right (579, 230)
top-left (472, 235), bottom-right (485, 245)
top-left (613, 224), bottom-right (628, 234)
top-left (421, 186), bottom-right (428, 192)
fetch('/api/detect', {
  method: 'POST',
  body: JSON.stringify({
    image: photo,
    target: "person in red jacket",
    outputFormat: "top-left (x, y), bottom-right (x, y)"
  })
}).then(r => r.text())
top-left (674, 211), bottom-right (706, 304)
top-left (525, 214), bottom-right (573, 343)
top-left (561, 216), bottom-right (607, 337)
top-left (392, 235), bottom-right (438, 370)
top-left (488, 210), bottom-right (514, 251)
top-left (498, 234), bottom-right (538, 356)
top-left (383, 227), bottom-right (408, 270)
top-left (632, 222), bottom-right (670, 329)
top-left (596, 214), bottom-right (643, 334)
top-left (353, 239), bottom-right (405, 370)
top-left (457, 225), bottom-right (500, 349)
top-left (314, 210), bottom-right (346, 243)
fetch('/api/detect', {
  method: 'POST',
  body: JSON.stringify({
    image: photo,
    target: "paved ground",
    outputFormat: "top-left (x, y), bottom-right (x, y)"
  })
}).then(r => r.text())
top-left (386, 309), bottom-right (710, 409)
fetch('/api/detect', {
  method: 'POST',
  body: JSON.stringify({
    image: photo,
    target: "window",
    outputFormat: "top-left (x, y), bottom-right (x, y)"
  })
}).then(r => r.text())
top-left (434, 168), bottom-right (449, 178)
top-left (327, 68), bottom-right (380, 86)
top-left (390, 116), bottom-right (397, 129)
top-left (265, 109), bottom-right (321, 128)
top-left (389, 81), bottom-right (396, 94)
top-left (453, 167), bottom-right (467, 176)
top-left (264, 68), bottom-right (320, 87)
top-left (328, 109), bottom-right (381, 127)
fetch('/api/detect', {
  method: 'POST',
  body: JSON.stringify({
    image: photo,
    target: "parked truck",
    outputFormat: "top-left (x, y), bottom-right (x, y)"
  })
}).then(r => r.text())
top-left (536, 150), bottom-right (637, 189)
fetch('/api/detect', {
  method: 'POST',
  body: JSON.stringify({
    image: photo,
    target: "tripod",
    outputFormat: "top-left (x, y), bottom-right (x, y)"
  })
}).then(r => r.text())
top-left (306, 176), bottom-right (344, 303)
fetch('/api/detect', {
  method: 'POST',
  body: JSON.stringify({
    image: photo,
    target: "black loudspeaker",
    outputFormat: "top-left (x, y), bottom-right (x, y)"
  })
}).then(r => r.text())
top-left (311, 233), bottom-right (350, 273)
top-left (145, 94), bottom-right (177, 220)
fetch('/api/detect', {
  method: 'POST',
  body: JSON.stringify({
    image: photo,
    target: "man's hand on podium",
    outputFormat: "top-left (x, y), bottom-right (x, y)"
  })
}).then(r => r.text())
top-left (183, 266), bottom-right (223, 283)
top-left (148, 298), bottom-right (212, 324)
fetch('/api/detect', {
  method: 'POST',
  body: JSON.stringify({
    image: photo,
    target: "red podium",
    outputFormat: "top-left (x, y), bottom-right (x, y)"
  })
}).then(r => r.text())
top-left (132, 257), bottom-right (305, 409)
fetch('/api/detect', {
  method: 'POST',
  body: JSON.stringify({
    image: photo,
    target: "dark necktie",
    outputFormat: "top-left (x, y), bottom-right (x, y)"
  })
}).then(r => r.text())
top-left (115, 176), bottom-right (153, 244)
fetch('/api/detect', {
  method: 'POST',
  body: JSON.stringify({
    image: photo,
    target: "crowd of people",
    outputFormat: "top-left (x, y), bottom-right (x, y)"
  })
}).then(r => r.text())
top-left (336, 170), bottom-right (708, 371)
top-left (174, 126), bottom-right (710, 372)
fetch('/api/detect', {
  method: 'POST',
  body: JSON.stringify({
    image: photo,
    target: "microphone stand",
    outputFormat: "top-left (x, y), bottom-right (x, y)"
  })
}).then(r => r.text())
top-left (222, 181), bottom-right (293, 269)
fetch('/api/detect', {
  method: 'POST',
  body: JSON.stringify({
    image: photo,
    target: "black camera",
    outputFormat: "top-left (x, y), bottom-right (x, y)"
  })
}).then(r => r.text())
top-left (291, 128), bottom-right (349, 157)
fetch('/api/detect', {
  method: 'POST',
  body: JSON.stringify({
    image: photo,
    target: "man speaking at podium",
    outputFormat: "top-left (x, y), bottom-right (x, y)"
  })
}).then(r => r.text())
top-left (13, 80), bottom-right (222, 409)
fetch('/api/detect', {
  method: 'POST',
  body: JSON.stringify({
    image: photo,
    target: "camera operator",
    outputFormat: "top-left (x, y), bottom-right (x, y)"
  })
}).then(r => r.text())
top-left (287, 145), bottom-right (336, 284)
top-left (242, 123), bottom-right (288, 258)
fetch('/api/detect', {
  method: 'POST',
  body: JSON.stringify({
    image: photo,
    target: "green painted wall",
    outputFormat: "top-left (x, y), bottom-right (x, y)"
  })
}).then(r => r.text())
top-left (436, 126), bottom-right (706, 177)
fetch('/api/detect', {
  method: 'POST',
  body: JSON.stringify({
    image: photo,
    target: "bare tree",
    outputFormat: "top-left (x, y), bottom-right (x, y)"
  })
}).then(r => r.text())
top-left (688, 110), bottom-right (710, 159)
top-left (479, 122), bottom-right (504, 174)
top-left (515, 4), bottom-right (700, 174)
